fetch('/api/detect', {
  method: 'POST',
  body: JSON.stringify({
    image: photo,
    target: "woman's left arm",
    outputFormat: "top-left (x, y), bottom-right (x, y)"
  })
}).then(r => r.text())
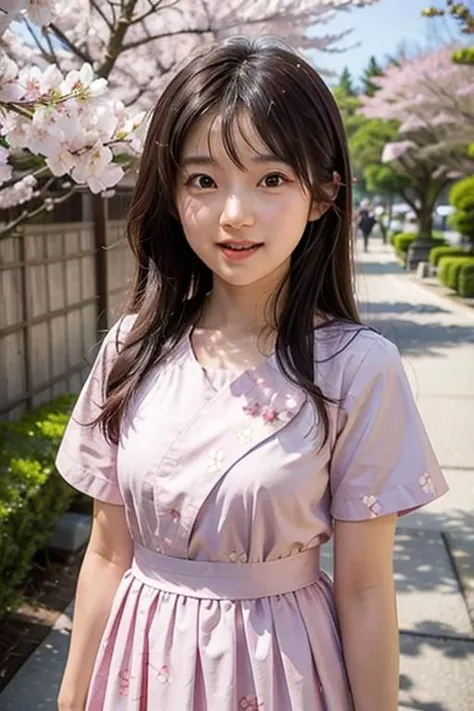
top-left (334, 513), bottom-right (399, 711)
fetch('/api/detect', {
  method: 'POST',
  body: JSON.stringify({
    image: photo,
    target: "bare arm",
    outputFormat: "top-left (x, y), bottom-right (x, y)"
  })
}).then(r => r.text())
top-left (334, 514), bottom-right (399, 711)
top-left (57, 501), bottom-right (133, 711)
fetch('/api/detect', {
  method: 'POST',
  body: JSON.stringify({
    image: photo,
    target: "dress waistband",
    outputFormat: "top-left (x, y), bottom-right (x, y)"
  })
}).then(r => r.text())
top-left (132, 543), bottom-right (321, 601)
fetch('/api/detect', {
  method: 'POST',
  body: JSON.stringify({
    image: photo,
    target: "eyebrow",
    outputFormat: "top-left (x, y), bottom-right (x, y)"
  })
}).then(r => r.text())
top-left (180, 153), bottom-right (289, 167)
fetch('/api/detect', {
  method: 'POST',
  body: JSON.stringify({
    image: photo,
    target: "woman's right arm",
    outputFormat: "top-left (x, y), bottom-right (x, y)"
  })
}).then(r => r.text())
top-left (57, 500), bottom-right (133, 711)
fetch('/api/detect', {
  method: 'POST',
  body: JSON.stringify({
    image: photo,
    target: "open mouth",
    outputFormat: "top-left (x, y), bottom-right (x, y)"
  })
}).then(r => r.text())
top-left (217, 242), bottom-right (263, 261)
top-left (220, 244), bottom-right (261, 252)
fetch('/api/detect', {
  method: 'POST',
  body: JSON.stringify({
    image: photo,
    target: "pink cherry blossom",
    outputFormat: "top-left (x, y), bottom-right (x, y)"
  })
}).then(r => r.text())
top-left (0, 174), bottom-right (37, 209)
top-left (382, 141), bottom-right (415, 163)
top-left (71, 141), bottom-right (124, 193)
top-left (0, 0), bottom-right (380, 213)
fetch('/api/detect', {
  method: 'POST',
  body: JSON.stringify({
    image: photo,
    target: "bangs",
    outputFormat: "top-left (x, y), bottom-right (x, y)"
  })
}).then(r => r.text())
top-left (160, 38), bottom-right (341, 206)
top-left (201, 102), bottom-right (313, 191)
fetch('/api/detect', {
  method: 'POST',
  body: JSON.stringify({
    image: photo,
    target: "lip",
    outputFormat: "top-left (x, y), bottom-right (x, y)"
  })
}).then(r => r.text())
top-left (217, 240), bottom-right (263, 262)
top-left (217, 240), bottom-right (262, 248)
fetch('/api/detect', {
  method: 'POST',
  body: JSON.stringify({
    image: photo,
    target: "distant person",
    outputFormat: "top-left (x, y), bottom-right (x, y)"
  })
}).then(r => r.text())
top-left (357, 199), bottom-right (377, 252)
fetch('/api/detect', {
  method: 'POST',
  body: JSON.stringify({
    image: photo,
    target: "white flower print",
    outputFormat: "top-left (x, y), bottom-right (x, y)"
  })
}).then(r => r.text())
top-left (237, 416), bottom-right (263, 444)
top-left (226, 550), bottom-right (248, 563)
top-left (156, 665), bottom-right (171, 684)
top-left (419, 472), bottom-right (435, 495)
top-left (208, 448), bottom-right (224, 474)
top-left (239, 696), bottom-right (264, 710)
top-left (362, 494), bottom-right (383, 518)
top-left (237, 425), bottom-right (255, 444)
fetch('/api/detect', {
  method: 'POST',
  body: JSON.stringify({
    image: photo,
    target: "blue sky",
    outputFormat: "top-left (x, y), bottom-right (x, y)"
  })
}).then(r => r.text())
top-left (312, 0), bottom-right (462, 86)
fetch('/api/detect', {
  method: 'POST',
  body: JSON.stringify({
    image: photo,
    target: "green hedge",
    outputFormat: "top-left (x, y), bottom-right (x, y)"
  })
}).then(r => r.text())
top-left (438, 256), bottom-right (474, 291)
top-left (429, 246), bottom-right (471, 266)
top-left (393, 232), bottom-right (446, 257)
top-left (458, 263), bottom-right (474, 298)
top-left (0, 395), bottom-right (77, 617)
top-left (393, 232), bottom-right (417, 255)
top-left (448, 176), bottom-right (474, 246)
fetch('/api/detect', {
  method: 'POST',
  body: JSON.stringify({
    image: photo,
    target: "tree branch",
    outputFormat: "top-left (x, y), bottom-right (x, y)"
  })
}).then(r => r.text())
top-left (48, 23), bottom-right (93, 65)
top-left (398, 187), bottom-right (418, 214)
top-left (97, 0), bottom-right (140, 78)
top-left (23, 19), bottom-right (52, 63)
top-left (0, 186), bottom-right (77, 240)
top-left (90, 0), bottom-right (114, 31)
top-left (43, 25), bottom-right (62, 69)
top-left (129, 0), bottom-right (181, 25)
top-left (122, 25), bottom-right (214, 51)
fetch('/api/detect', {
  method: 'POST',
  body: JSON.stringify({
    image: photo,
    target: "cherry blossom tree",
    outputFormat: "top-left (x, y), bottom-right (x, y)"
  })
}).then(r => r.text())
top-left (361, 45), bottom-right (474, 240)
top-left (0, 0), bottom-right (378, 234)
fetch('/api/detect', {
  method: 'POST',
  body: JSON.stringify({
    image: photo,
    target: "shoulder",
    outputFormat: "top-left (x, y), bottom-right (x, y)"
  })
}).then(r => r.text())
top-left (314, 321), bottom-right (402, 398)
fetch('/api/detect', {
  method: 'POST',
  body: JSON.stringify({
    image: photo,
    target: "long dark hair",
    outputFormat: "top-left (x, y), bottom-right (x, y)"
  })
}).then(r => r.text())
top-left (99, 36), bottom-right (362, 445)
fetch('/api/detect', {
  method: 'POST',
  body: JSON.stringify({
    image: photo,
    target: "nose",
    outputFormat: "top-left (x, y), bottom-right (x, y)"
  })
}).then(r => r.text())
top-left (219, 193), bottom-right (255, 230)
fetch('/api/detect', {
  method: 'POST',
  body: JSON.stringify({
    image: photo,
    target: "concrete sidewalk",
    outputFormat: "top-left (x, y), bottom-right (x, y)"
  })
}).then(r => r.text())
top-left (356, 241), bottom-right (474, 711)
top-left (1, 240), bottom-right (473, 710)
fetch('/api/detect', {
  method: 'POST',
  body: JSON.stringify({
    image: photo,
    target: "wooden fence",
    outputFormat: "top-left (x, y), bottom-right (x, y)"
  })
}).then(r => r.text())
top-left (0, 192), bottom-right (134, 420)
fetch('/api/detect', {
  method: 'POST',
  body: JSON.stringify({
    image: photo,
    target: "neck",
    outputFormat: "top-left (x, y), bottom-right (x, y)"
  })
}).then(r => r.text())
top-left (200, 262), bottom-right (289, 335)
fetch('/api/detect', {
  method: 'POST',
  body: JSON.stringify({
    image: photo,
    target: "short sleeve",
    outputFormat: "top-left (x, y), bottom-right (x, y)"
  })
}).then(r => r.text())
top-left (55, 317), bottom-right (133, 505)
top-left (329, 337), bottom-right (448, 521)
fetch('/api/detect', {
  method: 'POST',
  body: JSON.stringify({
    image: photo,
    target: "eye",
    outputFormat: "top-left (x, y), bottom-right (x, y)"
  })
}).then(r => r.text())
top-left (260, 172), bottom-right (287, 188)
top-left (186, 174), bottom-right (216, 189)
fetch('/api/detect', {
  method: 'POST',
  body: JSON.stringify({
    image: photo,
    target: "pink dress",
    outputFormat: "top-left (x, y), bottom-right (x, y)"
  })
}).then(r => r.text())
top-left (55, 315), bottom-right (448, 711)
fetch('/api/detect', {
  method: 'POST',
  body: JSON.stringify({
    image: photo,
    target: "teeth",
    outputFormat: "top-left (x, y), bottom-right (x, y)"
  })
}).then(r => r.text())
top-left (223, 244), bottom-right (256, 251)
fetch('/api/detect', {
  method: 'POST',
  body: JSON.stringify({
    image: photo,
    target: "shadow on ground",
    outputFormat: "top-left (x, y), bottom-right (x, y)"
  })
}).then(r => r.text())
top-left (363, 302), bottom-right (450, 316)
top-left (356, 260), bottom-right (405, 276)
top-left (399, 633), bottom-right (474, 710)
top-left (362, 317), bottom-right (474, 356)
top-left (354, 249), bottom-right (474, 356)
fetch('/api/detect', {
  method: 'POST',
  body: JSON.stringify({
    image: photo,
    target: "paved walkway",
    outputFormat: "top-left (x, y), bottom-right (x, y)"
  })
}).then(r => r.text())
top-left (1, 240), bottom-right (473, 710)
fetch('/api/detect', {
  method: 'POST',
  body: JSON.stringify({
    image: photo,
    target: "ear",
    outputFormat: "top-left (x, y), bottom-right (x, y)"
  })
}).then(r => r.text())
top-left (308, 201), bottom-right (330, 222)
top-left (308, 171), bottom-right (341, 222)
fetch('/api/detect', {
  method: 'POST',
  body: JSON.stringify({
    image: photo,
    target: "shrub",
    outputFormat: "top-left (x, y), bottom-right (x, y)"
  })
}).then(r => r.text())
top-left (0, 395), bottom-right (77, 618)
top-left (458, 263), bottom-right (474, 298)
top-left (393, 232), bottom-right (417, 255)
top-left (438, 256), bottom-right (474, 291)
top-left (448, 176), bottom-right (474, 248)
top-left (393, 232), bottom-right (446, 257)
top-left (389, 229), bottom-right (403, 246)
top-left (429, 246), bottom-right (471, 267)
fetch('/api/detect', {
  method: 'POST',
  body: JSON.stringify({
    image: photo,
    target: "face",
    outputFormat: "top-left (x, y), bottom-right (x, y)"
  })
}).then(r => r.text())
top-left (175, 112), bottom-right (324, 290)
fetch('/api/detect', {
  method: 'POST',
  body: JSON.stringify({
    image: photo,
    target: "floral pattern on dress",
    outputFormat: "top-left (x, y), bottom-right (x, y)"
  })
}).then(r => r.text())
top-left (362, 494), bottom-right (383, 518)
top-left (419, 472), bottom-right (435, 495)
top-left (239, 696), bottom-right (264, 710)
top-left (243, 402), bottom-right (262, 417)
top-left (237, 425), bottom-right (255, 444)
top-left (244, 400), bottom-right (283, 428)
top-left (261, 407), bottom-right (279, 423)
top-left (150, 664), bottom-right (171, 684)
top-left (208, 448), bottom-right (224, 473)
top-left (118, 669), bottom-right (131, 697)
top-left (169, 508), bottom-right (181, 523)
top-left (226, 550), bottom-right (248, 563)
top-left (237, 417), bottom-right (263, 444)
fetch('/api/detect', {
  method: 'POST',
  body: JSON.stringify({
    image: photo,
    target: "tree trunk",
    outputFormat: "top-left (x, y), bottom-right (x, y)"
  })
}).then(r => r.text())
top-left (416, 202), bottom-right (434, 242)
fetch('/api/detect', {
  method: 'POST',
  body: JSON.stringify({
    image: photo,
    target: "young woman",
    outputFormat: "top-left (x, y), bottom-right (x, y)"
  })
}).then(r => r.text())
top-left (55, 36), bottom-right (448, 711)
